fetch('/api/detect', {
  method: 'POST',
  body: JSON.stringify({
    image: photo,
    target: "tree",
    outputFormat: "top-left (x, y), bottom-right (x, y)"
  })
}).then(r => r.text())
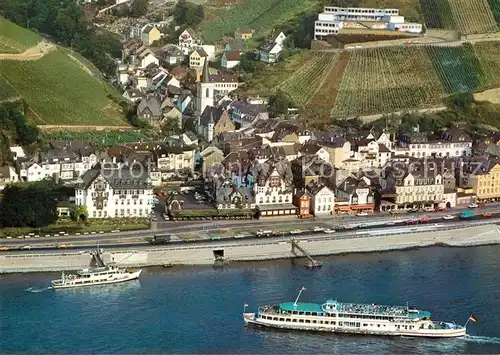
top-left (268, 90), bottom-right (293, 117)
top-left (0, 179), bottom-right (62, 228)
top-left (70, 205), bottom-right (88, 223)
top-left (173, 0), bottom-right (204, 27)
top-left (161, 117), bottom-right (182, 137)
top-left (130, 0), bottom-right (148, 18)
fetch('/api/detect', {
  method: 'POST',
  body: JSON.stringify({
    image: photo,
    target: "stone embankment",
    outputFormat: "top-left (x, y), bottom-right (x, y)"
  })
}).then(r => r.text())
top-left (2, 224), bottom-right (500, 273)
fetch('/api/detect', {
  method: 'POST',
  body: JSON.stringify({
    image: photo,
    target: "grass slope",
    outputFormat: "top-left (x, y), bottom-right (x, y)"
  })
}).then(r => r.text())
top-left (0, 50), bottom-right (125, 126)
top-left (0, 18), bottom-right (40, 53)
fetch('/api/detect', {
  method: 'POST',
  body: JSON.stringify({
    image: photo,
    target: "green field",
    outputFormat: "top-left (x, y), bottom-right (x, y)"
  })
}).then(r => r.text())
top-left (0, 18), bottom-right (40, 53)
top-left (42, 131), bottom-right (151, 147)
top-left (201, 0), bottom-right (319, 42)
top-left (0, 50), bottom-right (125, 125)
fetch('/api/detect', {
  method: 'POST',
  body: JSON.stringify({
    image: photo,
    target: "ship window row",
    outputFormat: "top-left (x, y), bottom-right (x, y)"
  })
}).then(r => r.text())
top-left (260, 315), bottom-right (338, 325)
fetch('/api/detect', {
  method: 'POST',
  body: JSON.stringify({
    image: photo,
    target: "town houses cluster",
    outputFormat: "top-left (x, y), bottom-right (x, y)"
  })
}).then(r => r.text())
top-left (4, 112), bottom-right (500, 221)
top-left (1, 6), bottom-right (497, 222)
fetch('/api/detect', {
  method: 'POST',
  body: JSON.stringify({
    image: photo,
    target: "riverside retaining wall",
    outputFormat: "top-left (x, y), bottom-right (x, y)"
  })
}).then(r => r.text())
top-left (1, 224), bottom-right (499, 273)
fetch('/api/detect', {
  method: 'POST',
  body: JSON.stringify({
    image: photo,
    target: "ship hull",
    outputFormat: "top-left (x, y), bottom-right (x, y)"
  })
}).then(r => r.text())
top-left (51, 270), bottom-right (141, 289)
top-left (243, 313), bottom-right (466, 338)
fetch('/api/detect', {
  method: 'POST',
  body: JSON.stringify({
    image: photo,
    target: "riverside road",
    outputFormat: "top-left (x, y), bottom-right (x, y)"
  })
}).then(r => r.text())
top-left (2, 206), bottom-right (500, 247)
top-left (3, 214), bottom-right (500, 254)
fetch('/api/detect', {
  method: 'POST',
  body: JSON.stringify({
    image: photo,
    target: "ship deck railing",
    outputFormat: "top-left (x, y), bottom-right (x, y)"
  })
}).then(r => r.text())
top-left (258, 304), bottom-right (415, 319)
top-left (339, 303), bottom-right (408, 317)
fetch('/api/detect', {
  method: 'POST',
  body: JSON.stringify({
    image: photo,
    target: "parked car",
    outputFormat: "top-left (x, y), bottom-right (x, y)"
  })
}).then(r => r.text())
top-left (323, 228), bottom-right (336, 234)
top-left (408, 208), bottom-right (418, 213)
top-left (58, 244), bottom-right (67, 249)
top-left (419, 217), bottom-right (429, 223)
top-left (406, 219), bottom-right (417, 225)
top-left (468, 203), bottom-right (478, 208)
top-left (385, 221), bottom-right (396, 226)
top-left (20, 245), bottom-right (32, 250)
top-left (442, 215), bottom-right (455, 220)
top-left (482, 212), bottom-right (492, 217)
top-left (289, 229), bottom-right (303, 235)
top-left (151, 215), bottom-right (158, 221)
top-left (356, 212), bottom-right (369, 217)
top-left (312, 226), bottom-right (324, 232)
top-left (162, 213), bottom-right (169, 221)
top-left (0, 246), bottom-right (9, 251)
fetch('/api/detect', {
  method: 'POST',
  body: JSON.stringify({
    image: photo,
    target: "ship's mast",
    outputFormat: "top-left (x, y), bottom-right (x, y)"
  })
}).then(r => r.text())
top-left (294, 287), bottom-right (306, 306)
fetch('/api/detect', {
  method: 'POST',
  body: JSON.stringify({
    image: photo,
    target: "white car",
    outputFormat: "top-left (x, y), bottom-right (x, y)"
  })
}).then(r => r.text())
top-left (468, 203), bottom-right (478, 208)
top-left (442, 215), bottom-right (455, 220)
top-left (323, 228), bottom-right (336, 234)
top-left (313, 226), bottom-right (324, 232)
top-left (289, 229), bottom-right (302, 235)
top-left (356, 212), bottom-right (369, 217)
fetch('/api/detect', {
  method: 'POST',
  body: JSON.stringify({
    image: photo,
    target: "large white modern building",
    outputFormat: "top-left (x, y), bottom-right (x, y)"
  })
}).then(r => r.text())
top-left (75, 165), bottom-right (153, 219)
top-left (314, 6), bottom-right (422, 39)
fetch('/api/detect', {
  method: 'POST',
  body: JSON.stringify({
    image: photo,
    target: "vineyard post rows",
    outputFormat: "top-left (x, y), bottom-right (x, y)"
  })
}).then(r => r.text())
top-left (279, 53), bottom-right (338, 106)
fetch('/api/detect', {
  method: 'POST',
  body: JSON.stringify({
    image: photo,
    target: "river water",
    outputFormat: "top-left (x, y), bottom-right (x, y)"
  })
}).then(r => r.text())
top-left (2, 245), bottom-right (500, 354)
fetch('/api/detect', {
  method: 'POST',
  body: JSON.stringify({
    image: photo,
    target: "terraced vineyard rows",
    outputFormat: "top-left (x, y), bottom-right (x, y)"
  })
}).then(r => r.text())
top-left (0, 76), bottom-right (17, 101)
top-left (331, 46), bottom-right (446, 118)
top-left (447, 0), bottom-right (498, 34)
top-left (488, 0), bottom-right (500, 25)
top-left (280, 53), bottom-right (338, 106)
top-left (0, 50), bottom-right (125, 125)
top-left (308, 52), bottom-right (350, 117)
top-left (426, 45), bottom-right (486, 94)
top-left (419, 0), bottom-right (455, 29)
top-left (473, 41), bottom-right (500, 89)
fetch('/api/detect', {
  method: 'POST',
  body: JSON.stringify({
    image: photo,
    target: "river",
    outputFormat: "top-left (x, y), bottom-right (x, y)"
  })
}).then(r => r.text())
top-left (1, 245), bottom-right (500, 354)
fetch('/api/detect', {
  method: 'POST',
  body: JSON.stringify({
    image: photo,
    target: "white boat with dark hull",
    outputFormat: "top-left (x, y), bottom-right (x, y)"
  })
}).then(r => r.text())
top-left (51, 264), bottom-right (141, 289)
top-left (243, 288), bottom-right (467, 338)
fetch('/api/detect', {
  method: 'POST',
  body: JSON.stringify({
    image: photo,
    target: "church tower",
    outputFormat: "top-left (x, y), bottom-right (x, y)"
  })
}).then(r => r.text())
top-left (196, 60), bottom-right (215, 118)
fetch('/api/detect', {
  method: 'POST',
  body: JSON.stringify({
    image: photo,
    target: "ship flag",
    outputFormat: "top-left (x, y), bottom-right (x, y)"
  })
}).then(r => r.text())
top-left (469, 315), bottom-right (477, 323)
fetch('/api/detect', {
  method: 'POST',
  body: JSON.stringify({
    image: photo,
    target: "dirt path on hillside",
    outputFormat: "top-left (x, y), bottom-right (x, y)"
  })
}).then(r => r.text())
top-left (0, 41), bottom-right (56, 61)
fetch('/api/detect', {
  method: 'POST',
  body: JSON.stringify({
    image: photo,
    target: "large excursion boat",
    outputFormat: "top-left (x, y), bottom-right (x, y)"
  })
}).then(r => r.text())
top-left (51, 264), bottom-right (142, 289)
top-left (243, 288), bottom-right (467, 338)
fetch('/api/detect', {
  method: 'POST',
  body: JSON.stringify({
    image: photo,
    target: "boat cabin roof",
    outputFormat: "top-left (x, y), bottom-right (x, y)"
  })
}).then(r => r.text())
top-left (280, 300), bottom-right (431, 319)
top-left (280, 302), bottom-right (323, 313)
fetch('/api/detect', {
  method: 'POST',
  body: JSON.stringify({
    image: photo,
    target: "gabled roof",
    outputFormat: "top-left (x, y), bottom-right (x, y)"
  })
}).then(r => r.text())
top-left (224, 50), bottom-right (241, 61)
top-left (259, 40), bottom-right (281, 53)
top-left (192, 47), bottom-right (208, 57)
top-left (77, 165), bottom-right (151, 190)
top-left (143, 24), bottom-right (154, 34)
top-left (137, 95), bottom-right (161, 117)
top-left (181, 27), bottom-right (199, 39)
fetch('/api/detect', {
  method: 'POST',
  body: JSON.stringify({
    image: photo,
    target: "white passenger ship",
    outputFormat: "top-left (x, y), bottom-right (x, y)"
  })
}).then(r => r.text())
top-left (51, 264), bottom-right (142, 289)
top-left (243, 288), bottom-right (467, 338)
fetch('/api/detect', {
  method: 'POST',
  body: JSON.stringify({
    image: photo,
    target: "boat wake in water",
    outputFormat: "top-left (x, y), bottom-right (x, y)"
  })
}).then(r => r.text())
top-left (464, 335), bottom-right (500, 345)
top-left (25, 286), bottom-right (52, 293)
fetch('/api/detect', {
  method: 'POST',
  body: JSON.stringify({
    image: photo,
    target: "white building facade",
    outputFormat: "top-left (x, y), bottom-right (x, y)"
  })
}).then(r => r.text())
top-left (309, 185), bottom-right (335, 215)
top-left (75, 167), bottom-right (153, 219)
